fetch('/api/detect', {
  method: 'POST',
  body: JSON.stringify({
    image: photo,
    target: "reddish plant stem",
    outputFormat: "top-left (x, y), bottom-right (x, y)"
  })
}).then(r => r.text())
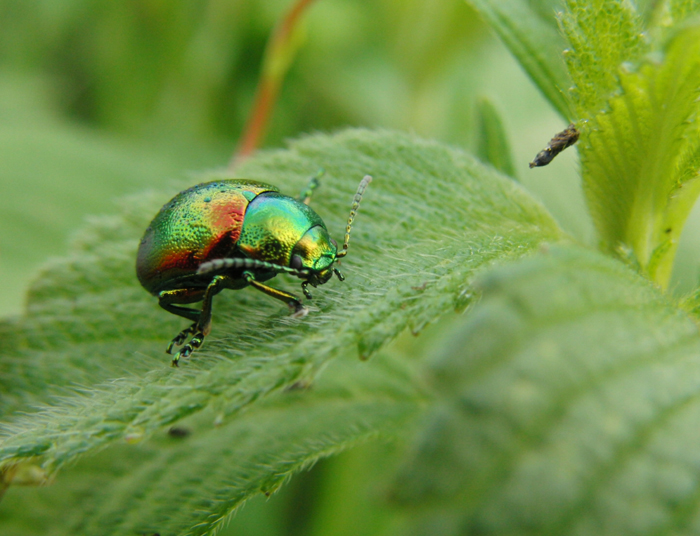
top-left (230, 0), bottom-right (318, 169)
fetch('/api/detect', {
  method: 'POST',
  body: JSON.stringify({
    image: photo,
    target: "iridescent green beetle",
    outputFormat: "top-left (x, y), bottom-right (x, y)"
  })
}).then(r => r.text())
top-left (136, 173), bottom-right (371, 366)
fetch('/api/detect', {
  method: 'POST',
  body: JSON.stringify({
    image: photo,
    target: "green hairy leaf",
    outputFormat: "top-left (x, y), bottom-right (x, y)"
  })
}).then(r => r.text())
top-left (391, 245), bottom-right (700, 536)
top-left (0, 129), bottom-right (562, 482)
top-left (576, 22), bottom-right (700, 287)
top-left (73, 356), bottom-right (422, 536)
top-left (560, 0), bottom-right (648, 116)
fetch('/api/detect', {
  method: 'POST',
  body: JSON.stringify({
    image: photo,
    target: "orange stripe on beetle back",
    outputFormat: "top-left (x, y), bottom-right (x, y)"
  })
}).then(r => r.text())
top-left (207, 195), bottom-right (248, 244)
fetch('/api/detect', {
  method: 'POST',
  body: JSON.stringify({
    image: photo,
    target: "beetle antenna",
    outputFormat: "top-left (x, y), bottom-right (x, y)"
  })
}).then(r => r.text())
top-left (336, 175), bottom-right (372, 259)
top-left (197, 258), bottom-right (309, 279)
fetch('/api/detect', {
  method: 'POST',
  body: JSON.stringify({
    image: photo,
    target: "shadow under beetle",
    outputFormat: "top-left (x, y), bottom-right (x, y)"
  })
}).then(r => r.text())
top-left (136, 172), bottom-right (372, 366)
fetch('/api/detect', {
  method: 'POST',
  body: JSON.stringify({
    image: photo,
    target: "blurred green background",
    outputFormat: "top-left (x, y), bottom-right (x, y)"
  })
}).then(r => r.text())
top-left (0, 0), bottom-right (596, 321)
top-left (4, 0), bottom-right (700, 534)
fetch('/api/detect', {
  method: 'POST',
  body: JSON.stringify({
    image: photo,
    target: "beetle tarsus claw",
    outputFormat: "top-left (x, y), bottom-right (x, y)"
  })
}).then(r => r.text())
top-left (170, 330), bottom-right (205, 367)
top-left (166, 323), bottom-right (198, 354)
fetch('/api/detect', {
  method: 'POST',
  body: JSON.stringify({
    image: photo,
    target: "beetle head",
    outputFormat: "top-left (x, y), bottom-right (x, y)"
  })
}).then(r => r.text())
top-left (291, 225), bottom-right (337, 287)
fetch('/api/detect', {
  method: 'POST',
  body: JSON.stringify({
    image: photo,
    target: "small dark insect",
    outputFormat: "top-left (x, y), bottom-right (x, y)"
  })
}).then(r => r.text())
top-left (529, 123), bottom-right (580, 168)
top-left (168, 426), bottom-right (191, 438)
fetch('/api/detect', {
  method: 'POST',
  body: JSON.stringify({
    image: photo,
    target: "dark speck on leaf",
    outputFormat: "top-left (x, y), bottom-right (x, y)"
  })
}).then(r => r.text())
top-left (168, 426), bottom-right (191, 438)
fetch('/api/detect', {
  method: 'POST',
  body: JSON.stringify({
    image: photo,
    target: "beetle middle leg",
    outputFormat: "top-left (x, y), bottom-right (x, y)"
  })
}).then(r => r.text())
top-left (244, 272), bottom-right (308, 318)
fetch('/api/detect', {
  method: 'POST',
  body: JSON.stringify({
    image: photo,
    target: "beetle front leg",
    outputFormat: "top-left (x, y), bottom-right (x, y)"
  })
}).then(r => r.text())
top-left (244, 272), bottom-right (308, 318)
top-left (158, 288), bottom-right (206, 354)
top-left (171, 275), bottom-right (233, 367)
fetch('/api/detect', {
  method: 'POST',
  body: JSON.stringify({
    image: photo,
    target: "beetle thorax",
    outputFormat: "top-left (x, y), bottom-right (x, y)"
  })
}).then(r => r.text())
top-left (237, 192), bottom-right (334, 274)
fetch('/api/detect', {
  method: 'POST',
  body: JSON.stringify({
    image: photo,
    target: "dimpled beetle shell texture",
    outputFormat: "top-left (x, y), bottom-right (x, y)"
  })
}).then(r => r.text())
top-left (136, 180), bottom-right (276, 294)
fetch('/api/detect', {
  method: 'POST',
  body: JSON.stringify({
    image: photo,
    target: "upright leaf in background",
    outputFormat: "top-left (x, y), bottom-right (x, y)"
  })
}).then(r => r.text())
top-left (475, 97), bottom-right (517, 178)
top-left (561, 0), bottom-right (700, 287)
top-left (469, 0), bottom-right (700, 288)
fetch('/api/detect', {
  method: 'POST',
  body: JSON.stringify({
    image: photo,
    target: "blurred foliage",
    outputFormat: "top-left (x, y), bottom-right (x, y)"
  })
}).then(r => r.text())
top-left (0, 128), bottom-right (562, 534)
top-left (4, 0), bottom-right (557, 319)
top-left (0, 0), bottom-right (485, 143)
top-left (4, 0), bottom-right (700, 535)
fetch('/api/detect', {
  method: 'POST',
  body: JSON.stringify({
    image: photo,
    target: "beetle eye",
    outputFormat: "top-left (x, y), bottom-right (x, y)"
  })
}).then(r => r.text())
top-left (330, 238), bottom-right (338, 248)
top-left (290, 254), bottom-right (303, 270)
